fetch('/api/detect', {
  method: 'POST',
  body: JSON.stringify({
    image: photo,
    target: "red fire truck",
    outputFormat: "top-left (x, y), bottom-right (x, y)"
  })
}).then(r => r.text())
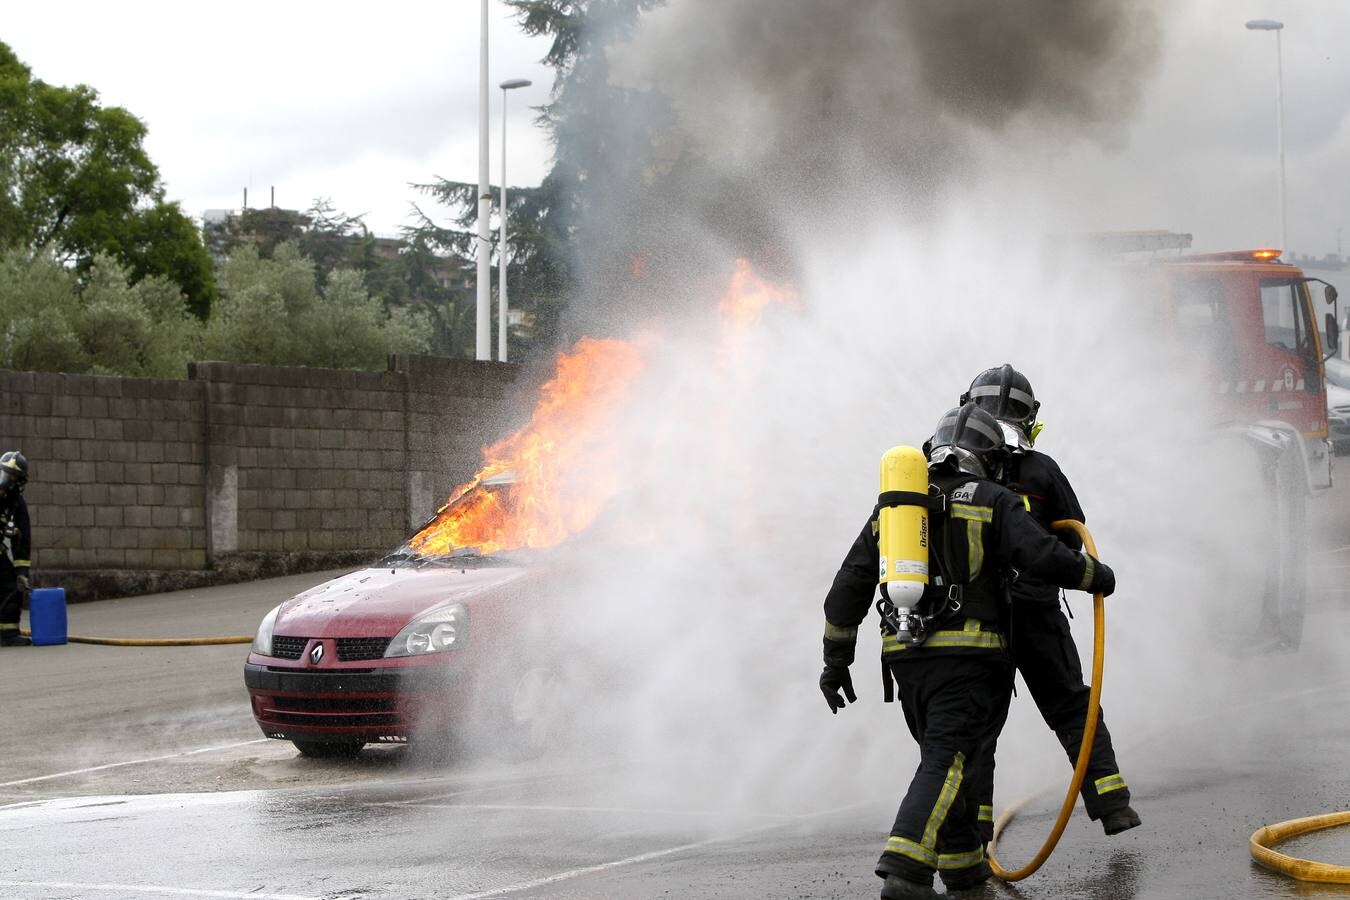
top-left (1100, 231), bottom-right (1341, 649)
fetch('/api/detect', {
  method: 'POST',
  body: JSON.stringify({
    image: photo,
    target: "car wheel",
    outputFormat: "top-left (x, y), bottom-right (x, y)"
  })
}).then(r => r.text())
top-left (503, 665), bottom-right (565, 760)
top-left (292, 739), bottom-right (365, 759)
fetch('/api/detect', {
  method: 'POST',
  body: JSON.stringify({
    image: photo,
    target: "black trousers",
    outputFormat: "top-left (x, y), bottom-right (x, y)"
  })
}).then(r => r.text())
top-left (876, 653), bottom-right (1008, 887)
top-left (0, 561), bottom-right (19, 635)
top-left (971, 600), bottom-right (1130, 841)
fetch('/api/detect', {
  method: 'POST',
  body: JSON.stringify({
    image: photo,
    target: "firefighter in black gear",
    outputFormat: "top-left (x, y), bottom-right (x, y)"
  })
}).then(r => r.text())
top-left (820, 404), bottom-right (1116, 899)
top-left (962, 365), bottom-right (1140, 839)
top-left (0, 451), bottom-right (32, 647)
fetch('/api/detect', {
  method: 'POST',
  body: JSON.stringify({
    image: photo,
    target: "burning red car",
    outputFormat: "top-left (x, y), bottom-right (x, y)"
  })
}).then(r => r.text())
top-left (243, 477), bottom-right (572, 758)
top-left (244, 337), bottom-right (647, 758)
top-left (244, 267), bottom-right (792, 758)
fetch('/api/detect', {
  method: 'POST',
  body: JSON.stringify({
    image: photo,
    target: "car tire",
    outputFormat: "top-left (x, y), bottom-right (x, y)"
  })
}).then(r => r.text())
top-left (292, 739), bottom-right (365, 759)
top-left (502, 664), bottom-right (566, 761)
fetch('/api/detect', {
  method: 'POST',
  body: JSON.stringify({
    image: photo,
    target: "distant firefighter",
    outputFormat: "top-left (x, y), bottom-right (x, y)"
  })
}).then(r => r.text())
top-left (961, 364), bottom-right (1140, 841)
top-left (818, 404), bottom-right (1115, 899)
top-left (0, 450), bottom-right (31, 647)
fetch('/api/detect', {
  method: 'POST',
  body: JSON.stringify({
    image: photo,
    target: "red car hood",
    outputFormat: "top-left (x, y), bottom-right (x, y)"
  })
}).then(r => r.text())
top-left (274, 565), bottom-right (530, 637)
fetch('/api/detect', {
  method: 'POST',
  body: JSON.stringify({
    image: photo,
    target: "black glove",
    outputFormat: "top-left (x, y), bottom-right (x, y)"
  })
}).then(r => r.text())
top-left (15, 574), bottom-right (28, 593)
top-left (1088, 559), bottom-right (1115, 597)
top-left (819, 665), bottom-right (857, 714)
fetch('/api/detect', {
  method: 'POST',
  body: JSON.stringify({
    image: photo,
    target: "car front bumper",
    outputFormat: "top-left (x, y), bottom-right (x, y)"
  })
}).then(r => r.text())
top-left (244, 661), bottom-right (471, 742)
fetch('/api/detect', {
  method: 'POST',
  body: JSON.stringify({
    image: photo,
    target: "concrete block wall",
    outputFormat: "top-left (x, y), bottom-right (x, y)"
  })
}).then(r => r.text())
top-left (0, 356), bottom-right (519, 599)
top-left (193, 361), bottom-right (408, 556)
top-left (397, 355), bottom-right (518, 530)
top-left (0, 371), bottom-right (206, 572)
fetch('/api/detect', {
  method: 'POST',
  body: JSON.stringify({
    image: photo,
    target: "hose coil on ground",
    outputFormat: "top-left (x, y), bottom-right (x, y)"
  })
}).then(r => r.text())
top-left (1250, 811), bottom-right (1350, 883)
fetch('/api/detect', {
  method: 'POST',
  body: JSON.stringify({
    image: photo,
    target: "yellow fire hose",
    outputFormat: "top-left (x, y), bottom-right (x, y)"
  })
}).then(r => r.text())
top-left (988, 518), bottom-right (1105, 882)
top-left (989, 521), bottom-right (1350, 884)
top-left (19, 629), bottom-right (252, 646)
top-left (1250, 811), bottom-right (1350, 882)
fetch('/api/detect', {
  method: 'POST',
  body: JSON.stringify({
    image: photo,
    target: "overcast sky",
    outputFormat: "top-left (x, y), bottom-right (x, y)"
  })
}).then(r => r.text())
top-left (4, 0), bottom-right (1349, 256)
top-left (4, 1), bottom-right (557, 238)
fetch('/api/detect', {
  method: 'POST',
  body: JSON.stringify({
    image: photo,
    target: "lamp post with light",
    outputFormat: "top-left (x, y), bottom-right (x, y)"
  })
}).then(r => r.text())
top-left (1245, 18), bottom-right (1286, 253)
top-left (498, 78), bottom-right (532, 363)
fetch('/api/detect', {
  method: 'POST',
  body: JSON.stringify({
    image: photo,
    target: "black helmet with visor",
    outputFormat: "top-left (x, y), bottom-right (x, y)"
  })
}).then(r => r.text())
top-left (928, 403), bottom-right (1006, 479)
top-left (0, 450), bottom-right (27, 497)
top-left (961, 364), bottom-right (1039, 443)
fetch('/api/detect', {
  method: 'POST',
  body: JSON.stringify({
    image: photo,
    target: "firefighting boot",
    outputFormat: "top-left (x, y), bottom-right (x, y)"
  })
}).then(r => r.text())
top-left (0, 630), bottom-right (31, 646)
top-left (1102, 805), bottom-right (1142, 835)
top-left (940, 859), bottom-right (993, 893)
top-left (879, 873), bottom-right (939, 899)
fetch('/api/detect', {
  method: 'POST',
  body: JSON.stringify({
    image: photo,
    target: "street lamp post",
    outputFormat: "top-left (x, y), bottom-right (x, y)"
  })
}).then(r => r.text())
top-left (498, 78), bottom-right (532, 363)
top-left (1246, 18), bottom-right (1286, 252)
top-left (475, 0), bottom-right (492, 361)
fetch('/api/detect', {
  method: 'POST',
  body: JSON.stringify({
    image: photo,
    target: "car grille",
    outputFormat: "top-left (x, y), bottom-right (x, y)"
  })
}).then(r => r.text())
top-left (271, 636), bottom-right (308, 660)
top-left (262, 695), bottom-right (402, 728)
top-left (337, 637), bottom-right (393, 661)
top-left (268, 636), bottom-right (393, 661)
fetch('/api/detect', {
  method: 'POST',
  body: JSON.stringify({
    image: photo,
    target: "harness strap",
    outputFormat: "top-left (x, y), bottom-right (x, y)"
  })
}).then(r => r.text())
top-left (876, 490), bottom-right (946, 512)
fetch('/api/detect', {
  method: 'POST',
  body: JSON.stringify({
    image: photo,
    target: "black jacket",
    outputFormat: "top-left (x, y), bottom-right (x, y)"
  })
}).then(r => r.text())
top-left (822, 467), bottom-right (1098, 666)
top-left (0, 492), bottom-right (30, 572)
top-left (1006, 449), bottom-right (1084, 604)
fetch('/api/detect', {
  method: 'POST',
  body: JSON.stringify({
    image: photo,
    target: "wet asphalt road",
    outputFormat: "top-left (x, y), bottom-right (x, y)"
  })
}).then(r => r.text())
top-left (2, 492), bottom-right (1349, 898)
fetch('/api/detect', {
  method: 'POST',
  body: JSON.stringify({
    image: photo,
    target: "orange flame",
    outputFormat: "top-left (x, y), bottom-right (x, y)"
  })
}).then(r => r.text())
top-left (717, 258), bottom-right (799, 331)
top-left (408, 259), bottom-right (796, 557)
top-left (408, 337), bottom-right (645, 556)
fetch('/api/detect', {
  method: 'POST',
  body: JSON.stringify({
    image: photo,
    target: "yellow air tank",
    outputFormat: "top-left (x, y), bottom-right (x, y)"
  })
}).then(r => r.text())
top-left (878, 446), bottom-right (930, 605)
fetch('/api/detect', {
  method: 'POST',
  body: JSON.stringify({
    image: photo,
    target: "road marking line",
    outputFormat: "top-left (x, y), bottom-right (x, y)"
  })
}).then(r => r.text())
top-left (0, 740), bottom-right (269, 789)
top-left (441, 800), bottom-right (872, 900)
top-left (0, 881), bottom-right (335, 900)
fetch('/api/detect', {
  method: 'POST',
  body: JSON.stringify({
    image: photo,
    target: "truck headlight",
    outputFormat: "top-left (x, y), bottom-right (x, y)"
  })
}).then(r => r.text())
top-left (385, 604), bottom-right (468, 657)
top-left (252, 604), bottom-right (282, 655)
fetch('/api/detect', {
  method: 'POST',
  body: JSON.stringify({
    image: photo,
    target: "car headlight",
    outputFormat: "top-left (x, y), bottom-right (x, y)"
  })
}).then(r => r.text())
top-left (385, 604), bottom-right (468, 658)
top-left (252, 604), bottom-right (282, 655)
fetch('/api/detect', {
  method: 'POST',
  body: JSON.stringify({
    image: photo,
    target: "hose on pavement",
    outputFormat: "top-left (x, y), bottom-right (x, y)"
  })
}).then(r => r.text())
top-left (20, 629), bottom-right (252, 646)
top-left (1250, 811), bottom-right (1350, 883)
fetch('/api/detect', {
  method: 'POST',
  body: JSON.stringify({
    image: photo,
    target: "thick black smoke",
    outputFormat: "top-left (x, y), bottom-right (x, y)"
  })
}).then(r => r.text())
top-left (612, 0), bottom-right (1160, 167)
top-left (565, 0), bottom-right (1163, 332)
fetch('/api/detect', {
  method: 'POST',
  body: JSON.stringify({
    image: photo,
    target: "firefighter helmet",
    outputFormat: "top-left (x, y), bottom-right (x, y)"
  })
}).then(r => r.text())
top-left (961, 364), bottom-right (1040, 439)
top-left (0, 450), bottom-right (27, 495)
top-left (928, 403), bottom-right (1006, 479)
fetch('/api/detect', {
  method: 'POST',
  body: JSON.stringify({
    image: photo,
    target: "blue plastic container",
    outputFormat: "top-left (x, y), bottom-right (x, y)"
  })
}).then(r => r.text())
top-left (29, 587), bottom-right (67, 646)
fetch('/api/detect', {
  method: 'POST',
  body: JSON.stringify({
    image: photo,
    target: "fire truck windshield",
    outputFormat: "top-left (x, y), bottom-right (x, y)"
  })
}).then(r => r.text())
top-left (1260, 278), bottom-right (1315, 357)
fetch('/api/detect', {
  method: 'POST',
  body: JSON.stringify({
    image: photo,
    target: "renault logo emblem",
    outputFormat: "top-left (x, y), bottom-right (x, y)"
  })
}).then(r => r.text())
top-left (310, 643), bottom-right (324, 665)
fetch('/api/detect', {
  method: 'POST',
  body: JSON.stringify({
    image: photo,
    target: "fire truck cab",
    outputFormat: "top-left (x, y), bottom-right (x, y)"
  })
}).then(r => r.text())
top-left (1103, 232), bottom-right (1341, 649)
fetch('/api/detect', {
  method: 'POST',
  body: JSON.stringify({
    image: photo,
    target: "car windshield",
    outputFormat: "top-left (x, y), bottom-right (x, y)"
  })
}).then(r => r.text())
top-left (1325, 357), bottom-right (1350, 391)
top-left (376, 545), bottom-right (524, 569)
top-left (385, 472), bottom-right (523, 565)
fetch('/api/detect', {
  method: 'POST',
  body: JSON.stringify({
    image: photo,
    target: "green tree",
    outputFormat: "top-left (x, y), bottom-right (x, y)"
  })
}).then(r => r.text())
top-left (205, 198), bottom-right (370, 289)
top-left (204, 242), bottom-right (432, 369)
top-left (362, 231), bottom-right (476, 358)
top-left (0, 249), bottom-right (86, 372)
top-left (76, 255), bottom-right (202, 377)
top-left (0, 41), bottom-right (217, 318)
top-left (0, 248), bottom-right (203, 377)
top-left (405, 1), bottom-right (667, 354)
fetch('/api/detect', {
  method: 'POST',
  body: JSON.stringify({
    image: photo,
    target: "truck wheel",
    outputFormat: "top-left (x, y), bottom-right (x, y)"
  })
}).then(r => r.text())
top-left (292, 739), bottom-right (364, 759)
top-left (1264, 449), bottom-right (1307, 650)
